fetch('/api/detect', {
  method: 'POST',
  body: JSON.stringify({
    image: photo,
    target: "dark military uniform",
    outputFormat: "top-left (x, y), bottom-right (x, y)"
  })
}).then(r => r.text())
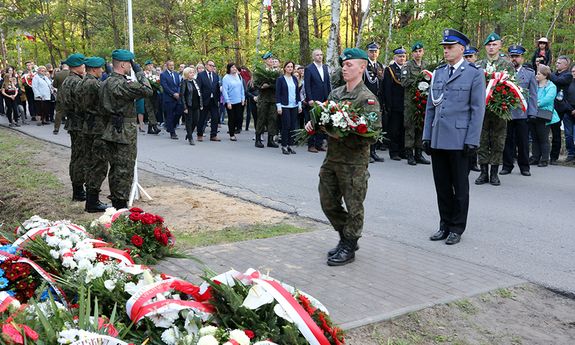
top-left (319, 81), bottom-right (381, 255)
top-left (99, 68), bottom-right (152, 207)
top-left (52, 69), bottom-right (70, 134)
top-left (402, 58), bottom-right (430, 163)
top-left (255, 68), bottom-right (279, 147)
top-left (60, 70), bottom-right (87, 198)
top-left (383, 61), bottom-right (405, 159)
top-left (476, 56), bottom-right (515, 185)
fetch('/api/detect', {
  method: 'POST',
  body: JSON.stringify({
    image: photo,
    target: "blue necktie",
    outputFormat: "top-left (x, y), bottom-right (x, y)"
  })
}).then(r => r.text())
top-left (449, 66), bottom-right (455, 78)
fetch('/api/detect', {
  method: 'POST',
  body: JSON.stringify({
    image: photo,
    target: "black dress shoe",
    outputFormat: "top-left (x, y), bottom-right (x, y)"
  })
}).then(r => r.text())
top-left (430, 229), bottom-right (449, 241)
top-left (281, 147), bottom-right (290, 155)
top-left (287, 147), bottom-right (296, 154)
top-left (499, 169), bottom-right (511, 175)
top-left (390, 155), bottom-right (401, 161)
top-left (445, 233), bottom-right (461, 245)
top-left (170, 133), bottom-right (178, 140)
top-left (520, 170), bottom-right (531, 176)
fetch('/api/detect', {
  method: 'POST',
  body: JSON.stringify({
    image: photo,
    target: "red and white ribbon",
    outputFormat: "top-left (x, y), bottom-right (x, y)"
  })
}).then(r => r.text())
top-left (89, 247), bottom-right (135, 265)
top-left (0, 292), bottom-right (19, 312)
top-left (422, 69), bottom-right (433, 79)
top-left (12, 227), bottom-right (50, 247)
top-left (485, 71), bottom-right (527, 111)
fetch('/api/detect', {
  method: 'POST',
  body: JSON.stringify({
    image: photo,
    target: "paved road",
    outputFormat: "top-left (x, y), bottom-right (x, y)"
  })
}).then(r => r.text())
top-left (5, 120), bottom-right (575, 295)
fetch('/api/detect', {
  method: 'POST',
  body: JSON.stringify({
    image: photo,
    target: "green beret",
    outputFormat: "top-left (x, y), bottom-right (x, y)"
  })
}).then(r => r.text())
top-left (84, 56), bottom-right (105, 68)
top-left (262, 52), bottom-right (273, 60)
top-left (411, 42), bottom-right (424, 51)
top-left (144, 59), bottom-right (154, 65)
top-left (483, 32), bottom-right (501, 46)
top-left (338, 48), bottom-right (369, 66)
top-left (112, 49), bottom-right (135, 62)
top-left (65, 53), bottom-right (85, 67)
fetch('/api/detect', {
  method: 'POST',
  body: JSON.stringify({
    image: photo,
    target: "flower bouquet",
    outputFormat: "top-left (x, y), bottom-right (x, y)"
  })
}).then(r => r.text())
top-left (411, 69), bottom-right (433, 131)
top-left (294, 100), bottom-right (381, 146)
top-left (484, 70), bottom-right (527, 121)
top-left (146, 73), bottom-right (163, 94)
top-left (252, 65), bottom-right (280, 90)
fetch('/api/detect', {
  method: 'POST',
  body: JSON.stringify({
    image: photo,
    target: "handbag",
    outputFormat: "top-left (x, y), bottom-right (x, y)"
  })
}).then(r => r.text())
top-left (535, 109), bottom-right (553, 120)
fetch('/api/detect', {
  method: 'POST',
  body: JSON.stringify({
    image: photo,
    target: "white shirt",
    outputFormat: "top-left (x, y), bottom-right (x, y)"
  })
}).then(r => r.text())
top-left (314, 62), bottom-right (324, 81)
top-left (448, 58), bottom-right (465, 74)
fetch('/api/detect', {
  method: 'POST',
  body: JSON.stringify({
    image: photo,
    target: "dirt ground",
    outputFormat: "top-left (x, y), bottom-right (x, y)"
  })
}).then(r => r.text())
top-left (2, 128), bottom-right (575, 345)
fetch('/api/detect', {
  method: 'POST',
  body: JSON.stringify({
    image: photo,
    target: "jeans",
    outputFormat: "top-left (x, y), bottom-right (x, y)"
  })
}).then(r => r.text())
top-left (563, 112), bottom-right (575, 157)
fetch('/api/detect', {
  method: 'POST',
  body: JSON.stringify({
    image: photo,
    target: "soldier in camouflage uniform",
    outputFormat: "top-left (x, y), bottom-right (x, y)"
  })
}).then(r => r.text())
top-left (144, 60), bottom-right (161, 134)
top-left (76, 56), bottom-right (110, 213)
top-left (305, 48), bottom-right (381, 266)
top-left (60, 53), bottom-right (87, 201)
top-left (401, 42), bottom-right (431, 166)
top-left (254, 52), bottom-right (279, 148)
top-left (99, 49), bottom-right (153, 209)
top-left (52, 62), bottom-right (69, 135)
top-left (476, 33), bottom-right (516, 186)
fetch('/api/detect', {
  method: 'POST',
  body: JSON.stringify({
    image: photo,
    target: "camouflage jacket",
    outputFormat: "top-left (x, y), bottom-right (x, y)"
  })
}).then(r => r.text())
top-left (75, 74), bottom-right (103, 136)
top-left (99, 71), bottom-right (152, 144)
top-left (477, 56), bottom-right (515, 77)
top-left (402, 59), bottom-right (429, 118)
top-left (60, 72), bottom-right (84, 132)
top-left (324, 81), bottom-right (381, 166)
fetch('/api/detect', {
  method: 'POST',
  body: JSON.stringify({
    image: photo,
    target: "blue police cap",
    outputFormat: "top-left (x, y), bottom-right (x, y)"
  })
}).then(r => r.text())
top-left (366, 42), bottom-right (380, 50)
top-left (508, 45), bottom-right (526, 55)
top-left (84, 56), bottom-right (106, 68)
top-left (65, 53), bottom-right (85, 67)
top-left (393, 47), bottom-right (406, 55)
top-left (112, 49), bottom-right (135, 62)
top-left (464, 46), bottom-right (478, 56)
top-left (440, 29), bottom-right (470, 47)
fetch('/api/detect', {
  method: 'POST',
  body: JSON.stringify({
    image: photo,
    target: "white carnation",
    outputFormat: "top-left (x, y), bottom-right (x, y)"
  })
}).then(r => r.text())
top-left (50, 249), bottom-right (60, 259)
top-left (58, 239), bottom-right (73, 250)
top-left (199, 326), bottom-right (218, 337)
top-left (417, 81), bottom-right (429, 91)
top-left (161, 327), bottom-right (180, 345)
top-left (197, 335), bottom-right (219, 345)
top-left (62, 257), bottom-right (77, 269)
top-left (229, 329), bottom-right (250, 345)
top-left (104, 279), bottom-right (117, 291)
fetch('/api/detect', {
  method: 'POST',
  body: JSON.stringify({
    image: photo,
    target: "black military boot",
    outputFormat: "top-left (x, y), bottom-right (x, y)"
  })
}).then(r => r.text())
top-left (153, 124), bottom-right (162, 134)
top-left (327, 233), bottom-right (360, 258)
top-left (147, 125), bottom-right (155, 134)
top-left (490, 165), bottom-right (501, 186)
top-left (112, 199), bottom-right (128, 210)
top-left (415, 149), bottom-right (431, 165)
top-left (475, 164), bottom-right (489, 185)
top-left (327, 239), bottom-right (357, 266)
top-left (406, 149), bottom-right (417, 166)
top-left (267, 135), bottom-right (279, 148)
top-left (370, 146), bottom-right (384, 162)
top-left (85, 193), bottom-right (110, 213)
top-left (72, 184), bottom-right (86, 201)
top-left (255, 133), bottom-right (264, 148)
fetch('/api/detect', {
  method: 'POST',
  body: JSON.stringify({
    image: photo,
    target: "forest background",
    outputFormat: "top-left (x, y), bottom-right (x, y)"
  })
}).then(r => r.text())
top-left (1, 0), bottom-right (574, 70)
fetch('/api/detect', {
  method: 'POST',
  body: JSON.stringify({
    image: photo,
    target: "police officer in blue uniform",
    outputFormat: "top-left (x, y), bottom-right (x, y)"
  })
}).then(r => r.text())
top-left (500, 45), bottom-right (538, 176)
top-left (423, 29), bottom-right (486, 245)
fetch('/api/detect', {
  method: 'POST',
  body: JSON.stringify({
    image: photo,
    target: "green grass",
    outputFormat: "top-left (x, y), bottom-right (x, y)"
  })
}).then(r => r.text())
top-left (173, 223), bottom-right (308, 249)
top-left (495, 288), bottom-right (515, 299)
top-left (451, 299), bottom-right (478, 315)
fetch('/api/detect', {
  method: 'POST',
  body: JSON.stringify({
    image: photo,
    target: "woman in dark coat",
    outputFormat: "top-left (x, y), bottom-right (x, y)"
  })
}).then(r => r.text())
top-left (180, 66), bottom-right (203, 145)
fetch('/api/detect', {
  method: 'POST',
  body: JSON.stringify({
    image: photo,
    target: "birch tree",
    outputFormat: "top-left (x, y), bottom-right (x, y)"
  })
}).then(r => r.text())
top-left (326, 0), bottom-right (342, 69)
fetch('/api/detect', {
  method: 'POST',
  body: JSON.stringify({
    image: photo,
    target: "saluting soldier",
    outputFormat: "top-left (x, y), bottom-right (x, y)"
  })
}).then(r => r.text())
top-left (476, 32), bottom-right (516, 186)
top-left (500, 45), bottom-right (538, 177)
top-left (305, 48), bottom-right (381, 266)
top-left (401, 42), bottom-right (431, 166)
top-left (383, 47), bottom-right (407, 160)
top-left (423, 29), bottom-right (486, 245)
top-left (99, 49), bottom-right (153, 210)
top-left (144, 60), bottom-right (162, 135)
top-left (464, 46), bottom-right (481, 172)
top-left (76, 56), bottom-right (110, 213)
top-left (363, 41), bottom-right (385, 163)
top-left (60, 53), bottom-right (87, 202)
top-left (255, 52), bottom-right (280, 149)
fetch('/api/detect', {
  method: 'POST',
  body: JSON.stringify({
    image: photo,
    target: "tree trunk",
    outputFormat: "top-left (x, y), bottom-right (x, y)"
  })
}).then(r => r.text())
top-left (0, 29), bottom-right (7, 69)
top-left (244, 0), bottom-right (250, 32)
top-left (311, 0), bottom-right (320, 38)
top-left (108, 0), bottom-right (122, 48)
top-left (256, 3), bottom-right (264, 54)
top-left (232, 3), bottom-right (242, 63)
top-left (297, 0), bottom-right (311, 65)
top-left (326, 0), bottom-right (341, 69)
top-left (355, 0), bottom-right (371, 48)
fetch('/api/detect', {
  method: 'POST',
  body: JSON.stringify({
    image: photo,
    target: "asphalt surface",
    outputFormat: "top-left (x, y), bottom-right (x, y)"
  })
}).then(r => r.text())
top-left (4, 120), bottom-right (575, 295)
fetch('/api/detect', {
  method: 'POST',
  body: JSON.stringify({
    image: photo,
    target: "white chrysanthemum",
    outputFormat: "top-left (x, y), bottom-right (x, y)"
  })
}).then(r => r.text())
top-left (147, 310), bottom-right (180, 328)
top-left (197, 335), bottom-right (219, 345)
top-left (58, 239), bottom-right (73, 250)
top-left (161, 327), bottom-right (180, 345)
top-left (198, 326), bottom-right (218, 337)
top-left (74, 248), bottom-right (97, 262)
top-left (77, 258), bottom-right (93, 271)
top-left (62, 256), bottom-right (78, 269)
top-left (45, 235), bottom-right (61, 247)
top-left (104, 279), bottom-right (117, 291)
top-left (49, 249), bottom-right (60, 259)
top-left (85, 262), bottom-right (106, 283)
top-left (57, 329), bottom-right (79, 344)
top-left (229, 329), bottom-right (250, 345)
top-left (417, 81), bottom-right (429, 91)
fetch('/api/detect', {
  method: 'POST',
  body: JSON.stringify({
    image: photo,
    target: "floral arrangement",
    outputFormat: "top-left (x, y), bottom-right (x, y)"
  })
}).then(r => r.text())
top-left (483, 68), bottom-right (527, 121)
top-left (411, 69), bottom-right (433, 131)
top-left (294, 100), bottom-right (381, 145)
top-left (146, 73), bottom-right (163, 93)
top-left (0, 213), bottom-right (344, 345)
top-left (21, 73), bottom-right (34, 88)
top-left (252, 65), bottom-right (280, 90)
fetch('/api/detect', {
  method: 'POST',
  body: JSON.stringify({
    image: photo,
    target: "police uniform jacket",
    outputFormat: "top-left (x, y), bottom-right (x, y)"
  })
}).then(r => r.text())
top-left (511, 66), bottom-right (537, 120)
top-left (423, 60), bottom-right (486, 149)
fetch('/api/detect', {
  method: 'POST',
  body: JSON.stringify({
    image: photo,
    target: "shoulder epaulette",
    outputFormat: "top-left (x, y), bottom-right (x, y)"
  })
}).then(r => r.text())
top-left (523, 66), bottom-right (534, 72)
top-left (468, 63), bottom-right (479, 69)
top-left (435, 64), bottom-right (446, 70)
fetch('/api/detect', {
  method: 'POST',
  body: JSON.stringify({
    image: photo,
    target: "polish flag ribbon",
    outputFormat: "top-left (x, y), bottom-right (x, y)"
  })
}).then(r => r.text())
top-left (485, 71), bottom-right (527, 111)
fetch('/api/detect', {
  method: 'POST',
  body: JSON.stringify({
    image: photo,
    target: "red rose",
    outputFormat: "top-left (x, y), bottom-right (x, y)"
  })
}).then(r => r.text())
top-left (244, 330), bottom-right (255, 339)
top-left (495, 86), bottom-right (502, 92)
top-left (356, 124), bottom-right (368, 134)
top-left (129, 207), bottom-right (143, 213)
top-left (140, 213), bottom-right (156, 225)
top-left (155, 215), bottom-right (164, 224)
top-left (129, 212), bottom-right (141, 222)
top-left (160, 233), bottom-right (169, 246)
top-left (154, 227), bottom-right (162, 240)
top-left (502, 90), bottom-right (507, 95)
top-left (131, 235), bottom-right (144, 247)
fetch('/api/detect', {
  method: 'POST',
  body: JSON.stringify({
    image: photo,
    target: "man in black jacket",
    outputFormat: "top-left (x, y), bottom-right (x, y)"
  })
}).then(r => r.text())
top-left (562, 64), bottom-right (575, 163)
top-left (383, 47), bottom-right (407, 160)
top-left (548, 56), bottom-right (573, 164)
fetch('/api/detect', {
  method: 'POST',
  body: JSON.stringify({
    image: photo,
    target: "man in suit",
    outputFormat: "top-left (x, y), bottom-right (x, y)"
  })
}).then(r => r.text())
top-left (197, 59), bottom-right (222, 141)
top-left (160, 60), bottom-right (181, 139)
top-left (423, 29), bottom-right (486, 245)
top-left (500, 45), bottom-right (537, 176)
top-left (383, 47), bottom-right (407, 160)
top-left (363, 41), bottom-right (385, 163)
top-left (304, 48), bottom-right (331, 153)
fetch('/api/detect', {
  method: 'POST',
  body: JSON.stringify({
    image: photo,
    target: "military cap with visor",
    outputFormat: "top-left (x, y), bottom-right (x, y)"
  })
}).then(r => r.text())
top-left (366, 42), bottom-right (380, 51)
top-left (508, 45), bottom-right (526, 56)
top-left (464, 46), bottom-right (479, 56)
top-left (440, 29), bottom-right (470, 46)
top-left (262, 52), bottom-right (273, 59)
top-left (393, 47), bottom-right (407, 55)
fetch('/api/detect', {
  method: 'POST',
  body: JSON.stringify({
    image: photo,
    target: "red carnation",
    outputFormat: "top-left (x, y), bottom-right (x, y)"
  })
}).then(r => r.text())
top-left (131, 235), bottom-right (144, 247)
top-left (160, 233), bottom-right (169, 246)
top-left (129, 207), bottom-right (143, 213)
top-left (155, 215), bottom-right (164, 224)
top-left (502, 90), bottom-right (507, 95)
top-left (244, 330), bottom-right (255, 339)
top-left (154, 227), bottom-right (162, 240)
top-left (357, 124), bottom-right (368, 134)
top-left (129, 212), bottom-right (141, 222)
top-left (140, 213), bottom-right (156, 225)
top-left (496, 86), bottom-right (502, 92)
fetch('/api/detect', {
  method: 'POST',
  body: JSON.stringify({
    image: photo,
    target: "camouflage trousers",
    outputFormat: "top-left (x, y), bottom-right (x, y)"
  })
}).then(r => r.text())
top-left (144, 97), bottom-right (157, 125)
top-left (318, 161), bottom-right (370, 240)
top-left (256, 101), bottom-right (277, 136)
top-left (404, 112), bottom-right (423, 150)
top-left (478, 112), bottom-right (507, 165)
top-left (105, 141), bottom-right (136, 202)
top-left (69, 131), bottom-right (87, 185)
top-left (85, 135), bottom-right (110, 194)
